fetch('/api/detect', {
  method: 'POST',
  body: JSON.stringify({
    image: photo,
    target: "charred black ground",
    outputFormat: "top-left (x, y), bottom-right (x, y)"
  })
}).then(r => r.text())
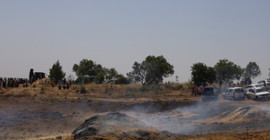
top-left (1, 95), bottom-right (270, 139)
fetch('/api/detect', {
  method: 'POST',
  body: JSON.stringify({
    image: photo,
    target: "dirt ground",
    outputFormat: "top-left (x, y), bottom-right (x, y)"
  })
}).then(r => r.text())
top-left (1, 84), bottom-right (270, 139)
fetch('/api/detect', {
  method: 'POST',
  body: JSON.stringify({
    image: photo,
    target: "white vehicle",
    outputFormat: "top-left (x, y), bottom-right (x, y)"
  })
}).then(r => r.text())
top-left (258, 80), bottom-right (270, 91)
top-left (244, 84), bottom-right (263, 94)
top-left (258, 80), bottom-right (270, 86)
top-left (223, 87), bottom-right (245, 100)
top-left (245, 84), bottom-right (263, 89)
top-left (246, 87), bottom-right (270, 100)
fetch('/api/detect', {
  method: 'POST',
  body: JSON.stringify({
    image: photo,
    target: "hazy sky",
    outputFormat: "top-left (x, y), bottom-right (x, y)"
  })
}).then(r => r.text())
top-left (1, 0), bottom-right (270, 82)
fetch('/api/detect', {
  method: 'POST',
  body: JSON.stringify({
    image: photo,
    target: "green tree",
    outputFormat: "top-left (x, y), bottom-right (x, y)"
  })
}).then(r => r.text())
top-left (128, 55), bottom-right (174, 84)
top-left (242, 62), bottom-right (261, 84)
top-left (73, 59), bottom-right (97, 77)
top-left (95, 72), bottom-right (105, 84)
top-left (127, 62), bottom-right (146, 84)
top-left (104, 68), bottom-right (118, 83)
top-left (214, 59), bottom-right (243, 82)
top-left (73, 59), bottom-right (104, 83)
top-left (115, 74), bottom-right (130, 84)
top-left (191, 62), bottom-right (216, 86)
top-left (49, 60), bottom-right (66, 84)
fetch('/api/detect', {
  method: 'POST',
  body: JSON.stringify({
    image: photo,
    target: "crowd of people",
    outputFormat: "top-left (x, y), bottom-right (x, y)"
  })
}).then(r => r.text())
top-left (54, 78), bottom-right (72, 90)
top-left (191, 84), bottom-right (205, 96)
top-left (0, 78), bottom-right (28, 88)
top-left (0, 77), bottom-right (74, 90)
top-left (191, 81), bottom-right (222, 96)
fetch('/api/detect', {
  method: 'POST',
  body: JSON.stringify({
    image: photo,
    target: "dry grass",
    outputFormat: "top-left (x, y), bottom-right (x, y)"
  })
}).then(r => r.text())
top-left (0, 79), bottom-right (194, 102)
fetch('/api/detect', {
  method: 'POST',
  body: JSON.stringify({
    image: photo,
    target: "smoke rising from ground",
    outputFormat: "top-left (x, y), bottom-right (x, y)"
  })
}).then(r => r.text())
top-left (123, 101), bottom-right (270, 135)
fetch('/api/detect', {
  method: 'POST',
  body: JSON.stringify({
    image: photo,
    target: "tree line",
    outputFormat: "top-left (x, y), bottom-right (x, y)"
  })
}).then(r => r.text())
top-left (48, 55), bottom-right (174, 85)
top-left (191, 59), bottom-right (261, 86)
top-left (48, 56), bottom-right (265, 86)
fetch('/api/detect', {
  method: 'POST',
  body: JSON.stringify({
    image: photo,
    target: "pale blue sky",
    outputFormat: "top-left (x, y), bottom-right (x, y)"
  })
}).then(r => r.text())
top-left (1, 0), bottom-right (270, 82)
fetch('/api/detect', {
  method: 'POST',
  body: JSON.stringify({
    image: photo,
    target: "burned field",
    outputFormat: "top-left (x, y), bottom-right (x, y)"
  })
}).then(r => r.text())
top-left (73, 101), bottom-right (270, 139)
top-left (1, 92), bottom-right (270, 139)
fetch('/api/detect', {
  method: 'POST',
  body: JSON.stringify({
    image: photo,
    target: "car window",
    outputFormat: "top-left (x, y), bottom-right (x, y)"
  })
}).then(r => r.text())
top-left (228, 89), bottom-right (233, 92)
top-left (256, 88), bottom-right (264, 93)
top-left (203, 88), bottom-right (213, 92)
top-left (248, 89), bottom-right (255, 93)
top-left (235, 89), bottom-right (243, 92)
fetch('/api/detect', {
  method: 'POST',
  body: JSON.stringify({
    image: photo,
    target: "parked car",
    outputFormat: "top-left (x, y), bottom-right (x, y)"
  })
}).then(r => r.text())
top-left (246, 87), bottom-right (270, 100)
top-left (244, 84), bottom-right (263, 94)
top-left (245, 84), bottom-right (263, 89)
top-left (258, 80), bottom-right (270, 87)
top-left (258, 80), bottom-right (270, 91)
top-left (223, 87), bottom-right (245, 100)
top-left (202, 86), bottom-right (219, 102)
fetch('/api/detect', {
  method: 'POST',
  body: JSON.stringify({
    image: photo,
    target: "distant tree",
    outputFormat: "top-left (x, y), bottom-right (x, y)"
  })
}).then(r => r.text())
top-left (115, 74), bottom-right (130, 84)
top-left (95, 72), bottom-right (105, 84)
top-left (242, 62), bottom-right (261, 84)
top-left (49, 60), bottom-right (66, 84)
top-left (128, 55), bottom-right (174, 84)
top-left (104, 68), bottom-right (118, 83)
top-left (214, 59), bottom-right (243, 82)
top-left (73, 59), bottom-right (97, 77)
top-left (73, 59), bottom-right (104, 83)
top-left (191, 63), bottom-right (216, 86)
top-left (241, 71), bottom-right (251, 85)
top-left (127, 62), bottom-right (146, 84)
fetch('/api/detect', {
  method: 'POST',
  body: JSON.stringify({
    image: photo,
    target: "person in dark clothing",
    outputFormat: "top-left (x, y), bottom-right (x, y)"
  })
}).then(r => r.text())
top-left (3, 78), bottom-right (7, 88)
top-left (58, 82), bottom-right (61, 90)
top-left (29, 69), bottom-right (34, 84)
top-left (66, 83), bottom-right (70, 90)
top-left (219, 80), bottom-right (223, 89)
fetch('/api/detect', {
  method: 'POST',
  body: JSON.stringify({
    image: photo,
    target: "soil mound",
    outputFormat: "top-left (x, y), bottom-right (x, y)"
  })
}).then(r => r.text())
top-left (72, 112), bottom-right (173, 139)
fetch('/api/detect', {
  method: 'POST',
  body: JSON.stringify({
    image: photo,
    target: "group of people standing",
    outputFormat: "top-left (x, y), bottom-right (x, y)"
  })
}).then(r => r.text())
top-left (191, 84), bottom-right (205, 96)
top-left (0, 77), bottom-right (28, 88)
top-left (50, 78), bottom-right (72, 90)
